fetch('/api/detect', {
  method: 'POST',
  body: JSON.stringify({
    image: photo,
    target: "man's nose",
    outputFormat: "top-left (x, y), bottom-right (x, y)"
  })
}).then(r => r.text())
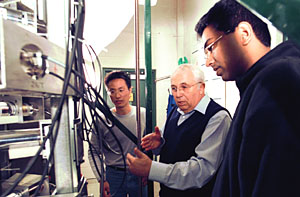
top-left (175, 89), bottom-right (184, 97)
top-left (115, 91), bottom-right (121, 97)
top-left (205, 54), bottom-right (214, 67)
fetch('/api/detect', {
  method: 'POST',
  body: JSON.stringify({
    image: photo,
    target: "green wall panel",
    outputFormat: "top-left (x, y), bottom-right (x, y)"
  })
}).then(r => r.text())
top-left (240, 0), bottom-right (300, 45)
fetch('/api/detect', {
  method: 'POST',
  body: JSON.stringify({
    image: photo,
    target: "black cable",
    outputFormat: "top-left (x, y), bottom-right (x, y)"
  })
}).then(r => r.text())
top-left (81, 84), bottom-right (127, 197)
top-left (40, 48), bottom-right (130, 196)
top-left (1, 97), bottom-right (64, 196)
top-left (83, 44), bottom-right (99, 93)
top-left (85, 96), bottom-right (106, 183)
top-left (72, 67), bottom-right (138, 145)
top-left (31, 1), bottom-right (85, 195)
top-left (1, 72), bottom-right (69, 197)
top-left (49, 70), bottom-right (127, 197)
top-left (0, 1), bottom-right (104, 196)
top-left (81, 90), bottom-right (108, 187)
top-left (33, 113), bottom-right (62, 196)
top-left (87, 44), bottom-right (103, 94)
top-left (24, 34), bottom-right (129, 197)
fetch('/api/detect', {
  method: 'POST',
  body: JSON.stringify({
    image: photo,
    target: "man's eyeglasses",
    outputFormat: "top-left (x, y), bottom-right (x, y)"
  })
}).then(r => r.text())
top-left (204, 34), bottom-right (224, 59)
top-left (171, 82), bottom-right (202, 94)
top-left (108, 88), bottom-right (126, 96)
top-left (204, 30), bottom-right (231, 59)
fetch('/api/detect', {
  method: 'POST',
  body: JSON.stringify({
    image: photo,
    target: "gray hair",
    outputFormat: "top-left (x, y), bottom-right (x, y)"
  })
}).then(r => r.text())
top-left (172, 64), bottom-right (205, 83)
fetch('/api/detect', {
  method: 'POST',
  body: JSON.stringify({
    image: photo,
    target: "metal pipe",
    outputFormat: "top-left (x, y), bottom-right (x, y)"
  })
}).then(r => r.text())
top-left (134, 0), bottom-right (141, 149)
top-left (0, 129), bottom-right (41, 145)
top-left (134, 0), bottom-right (142, 196)
top-left (0, 136), bottom-right (41, 144)
top-left (155, 75), bottom-right (171, 83)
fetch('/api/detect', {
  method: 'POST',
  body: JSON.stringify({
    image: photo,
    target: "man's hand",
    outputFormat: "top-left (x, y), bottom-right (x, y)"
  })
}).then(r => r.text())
top-left (126, 148), bottom-right (152, 177)
top-left (142, 176), bottom-right (148, 187)
top-left (100, 181), bottom-right (111, 197)
top-left (141, 126), bottom-right (161, 151)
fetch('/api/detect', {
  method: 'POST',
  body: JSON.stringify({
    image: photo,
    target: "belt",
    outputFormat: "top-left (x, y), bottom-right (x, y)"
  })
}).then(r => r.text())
top-left (107, 165), bottom-right (126, 171)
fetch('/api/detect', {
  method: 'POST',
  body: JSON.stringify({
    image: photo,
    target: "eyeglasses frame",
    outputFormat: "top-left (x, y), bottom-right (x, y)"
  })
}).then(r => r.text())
top-left (204, 30), bottom-right (232, 59)
top-left (171, 82), bottom-right (203, 94)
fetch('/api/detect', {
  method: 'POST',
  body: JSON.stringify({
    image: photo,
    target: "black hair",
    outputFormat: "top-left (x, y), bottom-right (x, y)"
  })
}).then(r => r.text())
top-left (195, 0), bottom-right (271, 47)
top-left (104, 70), bottom-right (131, 89)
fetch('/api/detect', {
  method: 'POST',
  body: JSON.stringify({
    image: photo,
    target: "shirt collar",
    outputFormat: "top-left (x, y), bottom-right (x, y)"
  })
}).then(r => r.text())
top-left (177, 95), bottom-right (210, 115)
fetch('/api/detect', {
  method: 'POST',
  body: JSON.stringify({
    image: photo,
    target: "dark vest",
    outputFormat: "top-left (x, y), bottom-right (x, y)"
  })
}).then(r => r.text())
top-left (159, 99), bottom-right (228, 197)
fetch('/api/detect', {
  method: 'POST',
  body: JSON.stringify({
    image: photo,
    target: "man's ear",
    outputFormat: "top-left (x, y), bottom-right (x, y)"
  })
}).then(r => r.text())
top-left (199, 83), bottom-right (205, 95)
top-left (237, 21), bottom-right (253, 45)
top-left (201, 82), bottom-right (205, 89)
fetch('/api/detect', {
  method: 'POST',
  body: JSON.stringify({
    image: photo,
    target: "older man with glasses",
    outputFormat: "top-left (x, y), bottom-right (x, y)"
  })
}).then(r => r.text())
top-left (126, 64), bottom-right (232, 197)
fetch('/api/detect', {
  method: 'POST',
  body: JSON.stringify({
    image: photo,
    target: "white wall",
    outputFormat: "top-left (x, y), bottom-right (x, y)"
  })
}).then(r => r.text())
top-left (181, 0), bottom-right (240, 116)
top-left (45, 0), bottom-right (177, 128)
top-left (151, 0), bottom-right (179, 127)
top-left (97, 0), bottom-right (239, 126)
top-left (46, 0), bottom-right (68, 48)
top-left (98, 0), bottom-right (179, 128)
top-left (97, 0), bottom-right (238, 127)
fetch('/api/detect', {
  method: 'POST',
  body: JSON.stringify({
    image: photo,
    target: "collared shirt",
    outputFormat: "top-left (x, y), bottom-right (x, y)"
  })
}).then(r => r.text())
top-left (149, 95), bottom-right (231, 190)
top-left (177, 94), bottom-right (211, 125)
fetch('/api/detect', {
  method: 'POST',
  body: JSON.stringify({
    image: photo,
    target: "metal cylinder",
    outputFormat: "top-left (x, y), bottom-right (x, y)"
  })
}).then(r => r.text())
top-left (135, 0), bottom-right (141, 149)
top-left (0, 102), bottom-right (17, 116)
top-left (22, 103), bottom-right (38, 117)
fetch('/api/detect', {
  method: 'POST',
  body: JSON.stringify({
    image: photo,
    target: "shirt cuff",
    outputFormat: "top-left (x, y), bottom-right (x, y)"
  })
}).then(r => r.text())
top-left (149, 161), bottom-right (169, 183)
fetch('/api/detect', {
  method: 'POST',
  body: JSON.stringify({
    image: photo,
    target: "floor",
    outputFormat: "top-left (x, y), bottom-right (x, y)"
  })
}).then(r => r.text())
top-left (81, 142), bottom-right (160, 197)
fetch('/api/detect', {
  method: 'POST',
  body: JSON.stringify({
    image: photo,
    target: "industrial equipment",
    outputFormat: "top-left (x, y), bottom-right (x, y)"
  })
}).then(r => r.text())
top-left (0, 8), bottom-right (84, 196)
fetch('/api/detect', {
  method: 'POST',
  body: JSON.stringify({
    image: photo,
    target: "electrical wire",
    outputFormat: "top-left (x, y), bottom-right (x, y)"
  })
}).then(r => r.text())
top-left (1, 1), bottom-right (85, 196)
top-left (83, 43), bottom-right (101, 94)
top-left (2, 1), bottom-right (133, 196)
top-left (48, 70), bottom-right (127, 197)
top-left (33, 61), bottom-right (127, 197)
top-left (33, 1), bottom-right (86, 195)
top-left (39, 46), bottom-right (128, 197)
